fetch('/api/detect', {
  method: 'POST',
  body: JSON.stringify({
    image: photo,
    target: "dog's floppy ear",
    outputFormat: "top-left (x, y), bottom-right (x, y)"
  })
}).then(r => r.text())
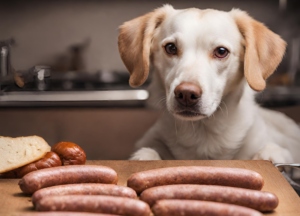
top-left (231, 9), bottom-right (286, 91)
top-left (118, 5), bottom-right (173, 87)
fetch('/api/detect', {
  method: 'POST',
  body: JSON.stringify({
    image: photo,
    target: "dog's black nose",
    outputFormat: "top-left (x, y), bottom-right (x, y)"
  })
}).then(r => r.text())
top-left (174, 82), bottom-right (202, 106)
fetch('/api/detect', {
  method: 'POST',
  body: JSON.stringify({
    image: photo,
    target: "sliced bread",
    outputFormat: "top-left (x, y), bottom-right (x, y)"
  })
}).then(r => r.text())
top-left (0, 136), bottom-right (51, 173)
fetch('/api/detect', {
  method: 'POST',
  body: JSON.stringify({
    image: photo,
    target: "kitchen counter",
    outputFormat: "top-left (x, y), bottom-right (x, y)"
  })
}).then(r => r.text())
top-left (0, 89), bottom-right (149, 107)
top-left (1, 160), bottom-right (300, 216)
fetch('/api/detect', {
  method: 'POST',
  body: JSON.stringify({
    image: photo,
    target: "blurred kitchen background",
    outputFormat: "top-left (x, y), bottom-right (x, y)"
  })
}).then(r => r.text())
top-left (0, 0), bottom-right (300, 160)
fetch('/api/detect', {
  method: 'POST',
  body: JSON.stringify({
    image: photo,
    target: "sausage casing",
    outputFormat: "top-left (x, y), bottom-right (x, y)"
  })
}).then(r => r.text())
top-left (32, 183), bottom-right (137, 206)
top-left (51, 141), bottom-right (86, 165)
top-left (16, 212), bottom-right (119, 216)
top-left (1, 152), bottom-right (61, 178)
top-left (152, 199), bottom-right (263, 216)
top-left (19, 165), bottom-right (118, 194)
top-left (140, 184), bottom-right (278, 211)
top-left (35, 195), bottom-right (150, 216)
top-left (127, 166), bottom-right (264, 193)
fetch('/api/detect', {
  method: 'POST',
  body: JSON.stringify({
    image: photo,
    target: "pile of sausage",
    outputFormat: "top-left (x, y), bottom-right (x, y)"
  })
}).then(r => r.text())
top-left (1, 141), bottom-right (86, 178)
top-left (18, 165), bottom-right (147, 216)
top-left (130, 166), bottom-right (278, 216)
top-left (16, 165), bottom-right (278, 216)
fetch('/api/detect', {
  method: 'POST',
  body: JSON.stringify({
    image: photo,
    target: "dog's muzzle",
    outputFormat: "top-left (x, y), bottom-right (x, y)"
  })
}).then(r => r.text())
top-left (174, 82), bottom-right (201, 106)
top-left (174, 82), bottom-right (205, 119)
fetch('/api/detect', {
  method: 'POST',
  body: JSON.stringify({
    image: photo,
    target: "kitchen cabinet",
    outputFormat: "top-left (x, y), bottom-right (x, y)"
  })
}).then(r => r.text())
top-left (0, 108), bottom-right (160, 160)
top-left (0, 105), bottom-right (298, 160)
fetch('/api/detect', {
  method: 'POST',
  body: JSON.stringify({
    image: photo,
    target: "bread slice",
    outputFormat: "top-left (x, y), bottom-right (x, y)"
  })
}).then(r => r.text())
top-left (0, 136), bottom-right (51, 173)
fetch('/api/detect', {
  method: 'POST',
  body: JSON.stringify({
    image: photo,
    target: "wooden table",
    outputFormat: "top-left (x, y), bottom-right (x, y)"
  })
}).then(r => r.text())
top-left (1, 160), bottom-right (299, 216)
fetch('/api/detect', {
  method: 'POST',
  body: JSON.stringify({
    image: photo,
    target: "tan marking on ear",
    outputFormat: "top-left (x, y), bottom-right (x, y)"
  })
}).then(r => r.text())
top-left (230, 9), bottom-right (286, 91)
top-left (118, 5), bottom-right (173, 87)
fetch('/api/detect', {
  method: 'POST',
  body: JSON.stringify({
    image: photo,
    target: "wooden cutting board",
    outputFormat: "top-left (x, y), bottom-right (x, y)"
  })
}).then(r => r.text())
top-left (1, 160), bottom-right (299, 216)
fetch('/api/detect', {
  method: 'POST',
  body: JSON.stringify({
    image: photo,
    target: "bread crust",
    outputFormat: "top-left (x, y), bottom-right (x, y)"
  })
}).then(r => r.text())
top-left (1, 152), bottom-right (62, 178)
top-left (0, 136), bottom-right (51, 173)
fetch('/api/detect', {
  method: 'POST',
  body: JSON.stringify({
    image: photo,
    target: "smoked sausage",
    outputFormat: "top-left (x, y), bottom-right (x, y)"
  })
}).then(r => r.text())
top-left (16, 212), bottom-right (119, 216)
top-left (140, 184), bottom-right (278, 211)
top-left (152, 199), bottom-right (263, 216)
top-left (51, 141), bottom-right (86, 165)
top-left (127, 166), bottom-right (264, 193)
top-left (19, 165), bottom-right (118, 194)
top-left (1, 152), bottom-right (61, 178)
top-left (35, 195), bottom-right (150, 216)
top-left (32, 183), bottom-right (137, 206)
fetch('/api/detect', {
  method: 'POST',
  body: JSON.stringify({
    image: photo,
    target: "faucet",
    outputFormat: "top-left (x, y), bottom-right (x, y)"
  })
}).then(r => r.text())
top-left (0, 38), bottom-right (52, 92)
top-left (0, 38), bottom-right (15, 76)
top-left (1, 46), bottom-right (9, 77)
top-left (0, 38), bottom-right (15, 92)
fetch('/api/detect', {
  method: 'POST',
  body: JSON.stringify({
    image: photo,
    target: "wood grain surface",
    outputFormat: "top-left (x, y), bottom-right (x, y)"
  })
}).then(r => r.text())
top-left (0, 160), bottom-right (299, 216)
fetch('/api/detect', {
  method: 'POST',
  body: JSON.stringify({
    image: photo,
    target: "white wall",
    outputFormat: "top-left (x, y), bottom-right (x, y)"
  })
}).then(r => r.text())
top-left (0, 0), bottom-right (285, 73)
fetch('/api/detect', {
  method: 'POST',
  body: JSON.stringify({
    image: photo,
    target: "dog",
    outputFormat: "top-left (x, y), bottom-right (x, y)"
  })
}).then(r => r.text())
top-left (118, 5), bottom-right (300, 163)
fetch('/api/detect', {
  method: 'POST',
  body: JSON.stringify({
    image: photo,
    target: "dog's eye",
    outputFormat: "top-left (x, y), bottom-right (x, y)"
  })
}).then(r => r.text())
top-left (214, 47), bottom-right (229, 58)
top-left (165, 43), bottom-right (177, 55)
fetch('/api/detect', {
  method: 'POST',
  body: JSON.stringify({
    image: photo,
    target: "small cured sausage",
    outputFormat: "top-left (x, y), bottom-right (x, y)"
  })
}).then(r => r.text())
top-left (51, 141), bottom-right (86, 165)
top-left (1, 152), bottom-right (61, 178)
top-left (35, 195), bottom-right (151, 216)
top-left (16, 212), bottom-right (119, 216)
top-left (127, 166), bottom-right (264, 193)
top-left (19, 165), bottom-right (118, 194)
top-left (32, 183), bottom-right (137, 206)
top-left (152, 199), bottom-right (263, 216)
top-left (140, 184), bottom-right (278, 211)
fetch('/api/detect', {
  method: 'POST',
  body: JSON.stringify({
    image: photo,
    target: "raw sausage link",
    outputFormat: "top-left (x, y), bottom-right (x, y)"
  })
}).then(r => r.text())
top-left (127, 166), bottom-right (264, 193)
top-left (19, 165), bottom-right (118, 194)
top-left (140, 184), bottom-right (278, 211)
top-left (35, 195), bottom-right (150, 216)
top-left (152, 199), bottom-right (263, 216)
top-left (16, 212), bottom-right (119, 216)
top-left (32, 183), bottom-right (137, 206)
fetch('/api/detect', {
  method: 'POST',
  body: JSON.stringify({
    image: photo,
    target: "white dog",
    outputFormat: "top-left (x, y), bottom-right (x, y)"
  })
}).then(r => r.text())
top-left (118, 5), bottom-right (300, 163)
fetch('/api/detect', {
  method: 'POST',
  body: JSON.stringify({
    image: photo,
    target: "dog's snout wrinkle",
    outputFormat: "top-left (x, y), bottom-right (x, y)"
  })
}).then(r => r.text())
top-left (174, 82), bottom-right (202, 107)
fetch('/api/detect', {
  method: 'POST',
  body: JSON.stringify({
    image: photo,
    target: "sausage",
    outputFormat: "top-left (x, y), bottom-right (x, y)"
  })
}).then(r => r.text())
top-left (19, 165), bottom-right (118, 194)
top-left (1, 152), bottom-right (62, 178)
top-left (17, 152), bottom-right (62, 177)
top-left (0, 169), bottom-right (18, 178)
top-left (16, 212), bottom-right (119, 216)
top-left (152, 199), bottom-right (263, 216)
top-left (51, 141), bottom-right (86, 165)
top-left (127, 166), bottom-right (264, 193)
top-left (32, 183), bottom-right (137, 206)
top-left (35, 195), bottom-right (151, 216)
top-left (140, 184), bottom-right (278, 211)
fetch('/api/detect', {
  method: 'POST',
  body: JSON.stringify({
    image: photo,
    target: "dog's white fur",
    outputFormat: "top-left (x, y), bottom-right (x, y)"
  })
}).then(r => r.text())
top-left (118, 5), bottom-right (300, 163)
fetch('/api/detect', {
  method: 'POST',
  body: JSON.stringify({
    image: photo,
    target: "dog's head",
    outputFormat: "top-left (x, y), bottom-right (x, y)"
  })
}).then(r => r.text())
top-left (118, 5), bottom-right (286, 121)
